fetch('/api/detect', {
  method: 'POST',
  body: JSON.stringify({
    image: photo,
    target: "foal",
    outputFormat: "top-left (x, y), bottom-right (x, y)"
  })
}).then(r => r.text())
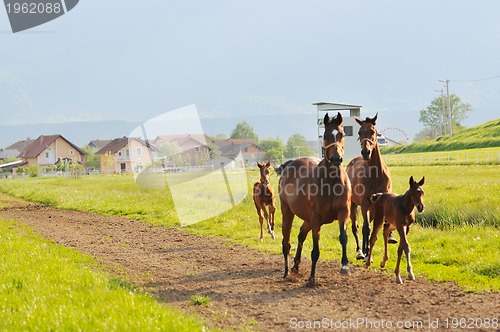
top-left (365, 176), bottom-right (425, 284)
top-left (253, 160), bottom-right (276, 241)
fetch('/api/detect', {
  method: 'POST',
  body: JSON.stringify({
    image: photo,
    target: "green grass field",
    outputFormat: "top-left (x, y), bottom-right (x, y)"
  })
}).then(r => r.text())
top-left (0, 165), bottom-right (499, 293)
top-left (381, 118), bottom-right (500, 154)
top-left (0, 219), bottom-right (210, 332)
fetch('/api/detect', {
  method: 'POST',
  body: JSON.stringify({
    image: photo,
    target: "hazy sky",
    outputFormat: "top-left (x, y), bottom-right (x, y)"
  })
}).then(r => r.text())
top-left (1, 0), bottom-right (500, 143)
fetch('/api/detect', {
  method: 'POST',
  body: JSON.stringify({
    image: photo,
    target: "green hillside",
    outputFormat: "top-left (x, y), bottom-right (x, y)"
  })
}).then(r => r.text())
top-left (382, 118), bottom-right (500, 154)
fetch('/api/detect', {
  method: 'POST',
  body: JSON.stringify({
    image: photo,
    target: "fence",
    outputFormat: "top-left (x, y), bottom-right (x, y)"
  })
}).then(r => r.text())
top-left (381, 149), bottom-right (500, 166)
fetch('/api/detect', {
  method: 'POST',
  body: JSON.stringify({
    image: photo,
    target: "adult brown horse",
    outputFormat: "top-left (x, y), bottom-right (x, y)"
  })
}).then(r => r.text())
top-left (346, 113), bottom-right (392, 260)
top-left (365, 176), bottom-right (425, 284)
top-left (253, 160), bottom-right (276, 241)
top-left (279, 112), bottom-right (351, 287)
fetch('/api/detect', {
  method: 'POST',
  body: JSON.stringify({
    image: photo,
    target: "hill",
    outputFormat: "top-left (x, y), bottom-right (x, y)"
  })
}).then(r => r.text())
top-left (382, 118), bottom-right (500, 154)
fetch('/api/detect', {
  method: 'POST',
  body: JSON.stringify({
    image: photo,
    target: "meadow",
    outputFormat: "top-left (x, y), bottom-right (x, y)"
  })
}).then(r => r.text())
top-left (0, 219), bottom-right (211, 331)
top-left (0, 164), bottom-right (499, 293)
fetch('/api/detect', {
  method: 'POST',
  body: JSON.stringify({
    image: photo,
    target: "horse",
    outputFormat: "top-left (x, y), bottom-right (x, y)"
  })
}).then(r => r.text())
top-left (253, 160), bottom-right (276, 241)
top-left (278, 112), bottom-right (351, 287)
top-left (346, 113), bottom-right (392, 260)
top-left (365, 176), bottom-right (425, 284)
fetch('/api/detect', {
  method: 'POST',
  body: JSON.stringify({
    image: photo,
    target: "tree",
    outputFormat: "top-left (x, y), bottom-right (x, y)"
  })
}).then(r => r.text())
top-left (82, 146), bottom-right (100, 170)
top-left (285, 134), bottom-right (313, 158)
top-left (158, 142), bottom-right (187, 167)
top-left (230, 121), bottom-right (258, 142)
top-left (259, 136), bottom-right (285, 161)
top-left (419, 93), bottom-right (471, 139)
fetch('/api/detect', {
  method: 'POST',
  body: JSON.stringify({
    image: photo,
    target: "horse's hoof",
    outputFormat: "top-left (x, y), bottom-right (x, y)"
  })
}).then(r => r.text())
top-left (306, 279), bottom-right (316, 288)
top-left (408, 272), bottom-right (415, 280)
top-left (340, 265), bottom-right (350, 275)
top-left (356, 250), bottom-right (365, 260)
top-left (396, 276), bottom-right (403, 284)
top-left (388, 234), bottom-right (398, 244)
top-left (380, 262), bottom-right (386, 268)
top-left (364, 262), bottom-right (370, 269)
top-left (364, 256), bottom-right (374, 264)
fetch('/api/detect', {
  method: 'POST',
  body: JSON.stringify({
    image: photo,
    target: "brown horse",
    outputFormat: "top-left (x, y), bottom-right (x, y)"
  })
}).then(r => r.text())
top-left (278, 112), bottom-right (351, 287)
top-left (346, 113), bottom-right (392, 260)
top-left (253, 160), bottom-right (276, 241)
top-left (366, 176), bottom-right (425, 284)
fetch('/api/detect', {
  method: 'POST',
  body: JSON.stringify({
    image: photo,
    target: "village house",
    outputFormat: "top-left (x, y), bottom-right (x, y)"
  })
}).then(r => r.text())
top-left (211, 138), bottom-right (266, 166)
top-left (96, 137), bottom-right (158, 174)
top-left (153, 134), bottom-right (213, 166)
top-left (17, 134), bottom-right (86, 167)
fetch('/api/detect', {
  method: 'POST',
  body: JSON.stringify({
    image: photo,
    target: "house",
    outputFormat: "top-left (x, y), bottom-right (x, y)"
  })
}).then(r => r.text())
top-left (18, 135), bottom-right (86, 167)
top-left (153, 134), bottom-right (213, 166)
top-left (0, 138), bottom-right (33, 161)
top-left (212, 138), bottom-right (266, 165)
top-left (86, 139), bottom-right (113, 153)
top-left (96, 137), bottom-right (158, 174)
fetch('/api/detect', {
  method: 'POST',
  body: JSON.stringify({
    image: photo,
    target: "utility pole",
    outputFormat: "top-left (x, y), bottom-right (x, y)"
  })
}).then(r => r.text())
top-left (439, 79), bottom-right (452, 137)
top-left (434, 89), bottom-right (446, 136)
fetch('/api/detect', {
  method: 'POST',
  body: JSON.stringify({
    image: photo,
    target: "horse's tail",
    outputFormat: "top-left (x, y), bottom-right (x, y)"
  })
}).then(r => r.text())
top-left (274, 160), bottom-right (293, 175)
top-left (370, 193), bottom-right (384, 203)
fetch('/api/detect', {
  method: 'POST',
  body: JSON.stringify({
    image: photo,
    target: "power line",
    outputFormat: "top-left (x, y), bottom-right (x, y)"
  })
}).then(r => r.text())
top-left (451, 74), bottom-right (500, 83)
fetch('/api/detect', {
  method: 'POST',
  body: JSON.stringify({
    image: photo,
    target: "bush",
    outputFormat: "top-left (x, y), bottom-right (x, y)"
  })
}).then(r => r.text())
top-left (26, 165), bottom-right (39, 177)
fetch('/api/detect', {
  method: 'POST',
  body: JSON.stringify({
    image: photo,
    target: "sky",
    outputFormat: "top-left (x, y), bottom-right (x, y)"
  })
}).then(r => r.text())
top-left (1, 0), bottom-right (500, 147)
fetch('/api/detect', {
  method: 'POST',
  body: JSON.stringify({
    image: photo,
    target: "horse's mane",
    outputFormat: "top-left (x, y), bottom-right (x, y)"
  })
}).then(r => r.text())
top-left (274, 160), bottom-right (293, 175)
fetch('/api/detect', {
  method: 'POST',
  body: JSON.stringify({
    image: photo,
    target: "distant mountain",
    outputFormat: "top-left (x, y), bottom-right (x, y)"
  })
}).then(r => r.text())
top-left (0, 121), bottom-right (140, 149)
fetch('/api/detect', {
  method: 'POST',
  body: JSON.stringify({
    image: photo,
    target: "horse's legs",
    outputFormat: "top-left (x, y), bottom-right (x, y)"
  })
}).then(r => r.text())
top-left (281, 205), bottom-right (294, 278)
top-left (307, 220), bottom-right (321, 287)
top-left (254, 202), bottom-right (264, 241)
top-left (396, 223), bottom-right (414, 282)
top-left (381, 222), bottom-right (394, 268)
top-left (361, 200), bottom-right (372, 257)
top-left (268, 203), bottom-right (276, 240)
top-left (262, 204), bottom-right (271, 238)
top-left (394, 224), bottom-right (413, 284)
top-left (365, 210), bottom-right (384, 268)
top-left (350, 202), bottom-right (364, 260)
top-left (338, 207), bottom-right (350, 275)
top-left (292, 222), bottom-right (311, 273)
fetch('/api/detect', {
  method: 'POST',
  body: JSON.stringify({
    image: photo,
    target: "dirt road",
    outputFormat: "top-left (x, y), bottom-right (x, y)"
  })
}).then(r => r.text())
top-left (1, 199), bottom-right (498, 331)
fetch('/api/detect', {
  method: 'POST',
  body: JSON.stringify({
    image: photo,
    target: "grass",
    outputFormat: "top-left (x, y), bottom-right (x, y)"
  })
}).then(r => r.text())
top-left (191, 295), bottom-right (211, 306)
top-left (0, 165), bottom-right (499, 293)
top-left (0, 219), bottom-right (210, 331)
top-left (381, 118), bottom-right (500, 154)
top-left (381, 147), bottom-right (500, 166)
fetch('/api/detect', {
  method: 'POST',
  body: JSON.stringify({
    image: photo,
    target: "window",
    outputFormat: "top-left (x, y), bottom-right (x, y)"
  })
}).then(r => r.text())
top-left (136, 148), bottom-right (142, 155)
top-left (195, 146), bottom-right (200, 152)
top-left (45, 152), bottom-right (49, 159)
top-left (344, 126), bottom-right (353, 137)
top-left (70, 150), bottom-right (74, 155)
top-left (118, 152), bottom-right (122, 156)
top-left (126, 149), bottom-right (130, 156)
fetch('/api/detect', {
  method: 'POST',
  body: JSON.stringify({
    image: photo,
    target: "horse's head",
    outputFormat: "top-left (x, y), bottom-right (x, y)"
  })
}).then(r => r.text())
top-left (409, 176), bottom-right (425, 212)
top-left (355, 113), bottom-right (379, 160)
top-left (257, 160), bottom-right (271, 186)
top-left (323, 112), bottom-right (345, 166)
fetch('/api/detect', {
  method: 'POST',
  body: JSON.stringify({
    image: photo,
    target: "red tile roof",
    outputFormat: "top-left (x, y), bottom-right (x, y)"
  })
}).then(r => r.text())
top-left (18, 135), bottom-right (86, 159)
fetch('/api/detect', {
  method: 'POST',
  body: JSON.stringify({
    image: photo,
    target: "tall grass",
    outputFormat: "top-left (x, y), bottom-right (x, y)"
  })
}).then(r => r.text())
top-left (0, 220), bottom-right (209, 331)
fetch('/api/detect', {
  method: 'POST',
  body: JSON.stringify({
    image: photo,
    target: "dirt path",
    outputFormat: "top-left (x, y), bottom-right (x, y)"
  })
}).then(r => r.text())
top-left (1, 199), bottom-right (499, 331)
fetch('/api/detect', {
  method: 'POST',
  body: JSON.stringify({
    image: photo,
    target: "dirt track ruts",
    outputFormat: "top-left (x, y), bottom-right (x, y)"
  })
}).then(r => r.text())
top-left (1, 200), bottom-right (499, 331)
